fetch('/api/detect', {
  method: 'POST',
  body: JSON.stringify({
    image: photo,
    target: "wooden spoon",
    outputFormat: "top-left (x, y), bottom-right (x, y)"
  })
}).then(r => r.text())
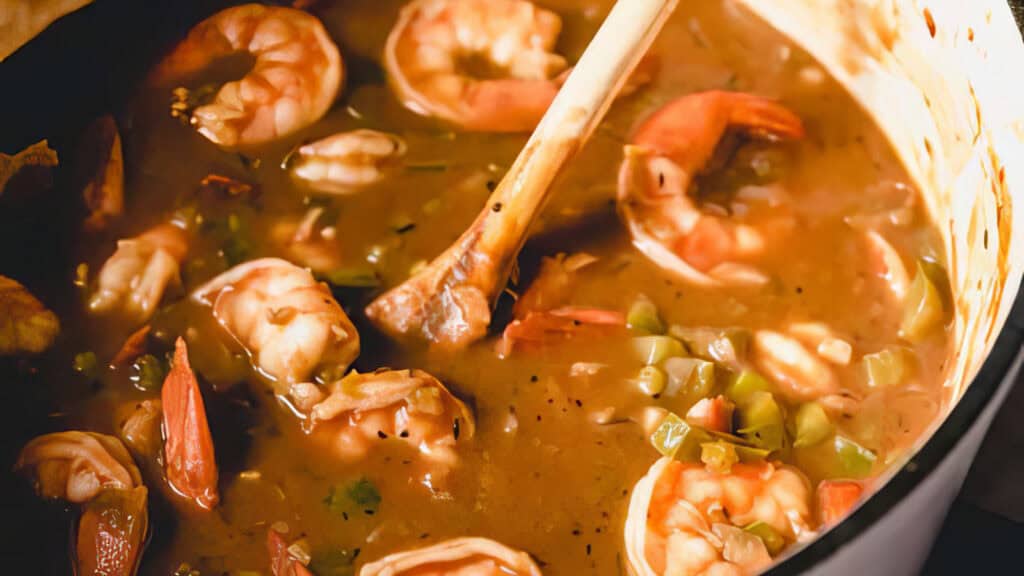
top-left (366, 0), bottom-right (679, 348)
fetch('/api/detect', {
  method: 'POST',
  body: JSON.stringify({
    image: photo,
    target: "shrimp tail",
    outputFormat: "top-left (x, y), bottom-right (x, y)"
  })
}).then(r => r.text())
top-left (75, 486), bottom-right (149, 576)
top-left (723, 91), bottom-right (805, 141)
top-left (161, 338), bottom-right (219, 510)
top-left (632, 90), bottom-right (804, 173)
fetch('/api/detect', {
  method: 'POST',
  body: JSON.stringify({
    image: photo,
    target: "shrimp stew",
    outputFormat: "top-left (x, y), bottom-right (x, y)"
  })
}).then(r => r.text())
top-left (1, 0), bottom-right (955, 575)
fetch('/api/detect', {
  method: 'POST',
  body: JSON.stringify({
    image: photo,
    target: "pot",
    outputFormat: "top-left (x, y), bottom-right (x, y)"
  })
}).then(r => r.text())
top-left (739, 0), bottom-right (1024, 573)
top-left (0, 1), bottom-right (1022, 574)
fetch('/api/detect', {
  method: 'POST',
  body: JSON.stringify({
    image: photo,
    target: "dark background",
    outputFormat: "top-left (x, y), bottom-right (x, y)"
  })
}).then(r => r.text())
top-left (925, 376), bottom-right (1024, 574)
top-left (1, 0), bottom-right (1023, 574)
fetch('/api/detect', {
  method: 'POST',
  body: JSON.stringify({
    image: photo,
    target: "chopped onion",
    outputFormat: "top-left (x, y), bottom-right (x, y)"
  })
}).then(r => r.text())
top-left (712, 523), bottom-right (772, 570)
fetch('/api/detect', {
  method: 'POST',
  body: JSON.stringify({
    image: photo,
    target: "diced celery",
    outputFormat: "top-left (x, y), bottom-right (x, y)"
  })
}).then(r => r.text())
top-left (744, 521), bottom-right (785, 556)
top-left (664, 357), bottom-right (716, 399)
top-left (650, 413), bottom-right (708, 461)
top-left (636, 365), bottom-right (667, 396)
top-left (632, 336), bottom-right (686, 366)
top-left (701, 440), bottom-right (739, 474)
top-left (627, 294), bottom-right (665, 334)
top-left (900, 261), bottom-right (945, 342)
top-left (725, 370), bottom-right (772, 404)
top-left (736, 391), bottom-right (785, 451)
top-left (703, 430), bottom-right (771, 461)
top-left (792, 402), bottom-right (833, 448)
top-left (734, 444), bottom-right (772, 462)
top-left (833, 435), bottom-right (877, 478)
top-left (862, 347), bottom-right (916, 388)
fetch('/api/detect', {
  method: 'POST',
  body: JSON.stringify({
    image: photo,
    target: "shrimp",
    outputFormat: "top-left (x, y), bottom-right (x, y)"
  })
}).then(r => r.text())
top-left (385, 0), bottom-right (568, 132)
top-left (157, 4), bottom-right (342, 147)
top-left (269, 206), bottom-right (343, 273)
top-left (359, 537), bottom-right (542, 576)
top-left (162, 338), bottom-right (219, 510)
top-left (753, 330), bottom-right (839, 402)
top-left (512, 252), bottom-right (598, 318)
top-left (286, 129), bottom-right (407, 194)
top-left (192, 258), bottom-right (359, 394)
top-left (617, 91), bottom-right (805, 286)
top-left (307, 369), bottom-right (474, 469)
top-left (89, 223), bottom-right (189, 322)
top-left (498, 306), bottom-right (625, 357)
top-left (16, 431), bottom-right (149, 576)
top-left (625, 458), bottom-right (814, 576)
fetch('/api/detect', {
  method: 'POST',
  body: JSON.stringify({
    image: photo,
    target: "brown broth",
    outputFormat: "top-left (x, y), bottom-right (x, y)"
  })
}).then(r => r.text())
top-left (38, 0), bottom-right (951, 574)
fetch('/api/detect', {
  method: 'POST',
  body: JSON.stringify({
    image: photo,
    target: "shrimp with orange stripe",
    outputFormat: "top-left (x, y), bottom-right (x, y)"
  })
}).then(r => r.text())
top-left (617, 91), bottom-right (805, 287)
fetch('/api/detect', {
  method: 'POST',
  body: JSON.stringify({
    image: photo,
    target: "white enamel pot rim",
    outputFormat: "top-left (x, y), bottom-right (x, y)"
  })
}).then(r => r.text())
top-left (728, 0), bottom-right (1024, 572)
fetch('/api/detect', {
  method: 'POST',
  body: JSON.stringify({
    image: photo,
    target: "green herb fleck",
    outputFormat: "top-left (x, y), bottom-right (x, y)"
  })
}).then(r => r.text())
top-left (72, 352), bottom-right (98, 380)
top-left (131, 354), bottom-right (167, 391)
top-left (325, 477), bottom-right (381, 516)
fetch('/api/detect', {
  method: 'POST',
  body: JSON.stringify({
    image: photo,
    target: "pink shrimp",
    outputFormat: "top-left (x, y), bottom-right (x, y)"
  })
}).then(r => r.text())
top-left (617, 91), bottom-right (804, 287)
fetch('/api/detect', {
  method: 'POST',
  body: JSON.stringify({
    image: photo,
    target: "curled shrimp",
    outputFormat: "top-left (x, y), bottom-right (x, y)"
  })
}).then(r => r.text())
top-left (617, 91), bottom-right (804, 286)
top-left (360, 537), bottom-right (542, 576)
top-left (192, 258), bottom-right (359, 393)
top-left (89, 223), bottom-right (189, 322)
top-left (158, 4), bottom-right (342, 147)
top-left (16, 431), bottom-right (149, 576)
top-left (306, 369), bottom-right (474, 468)
top-left (286, 129), bottom-right (407, 194)
top-left (385, 0), bottom-right (568, 132)
top-left (625, 458), bottom-right (814, 576)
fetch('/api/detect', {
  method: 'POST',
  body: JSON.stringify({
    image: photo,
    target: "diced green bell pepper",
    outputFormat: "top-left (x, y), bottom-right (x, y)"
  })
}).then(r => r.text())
top-left (627, 294), bottom-right (665, 334)
top-left (792, 402), bottom-right (833, 448)
top-left (632, 335), bottom-right (686, 366)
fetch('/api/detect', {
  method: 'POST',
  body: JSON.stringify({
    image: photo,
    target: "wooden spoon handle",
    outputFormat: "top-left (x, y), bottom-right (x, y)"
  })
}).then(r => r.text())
top-left (479, 0), bottom-right (680, 255)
